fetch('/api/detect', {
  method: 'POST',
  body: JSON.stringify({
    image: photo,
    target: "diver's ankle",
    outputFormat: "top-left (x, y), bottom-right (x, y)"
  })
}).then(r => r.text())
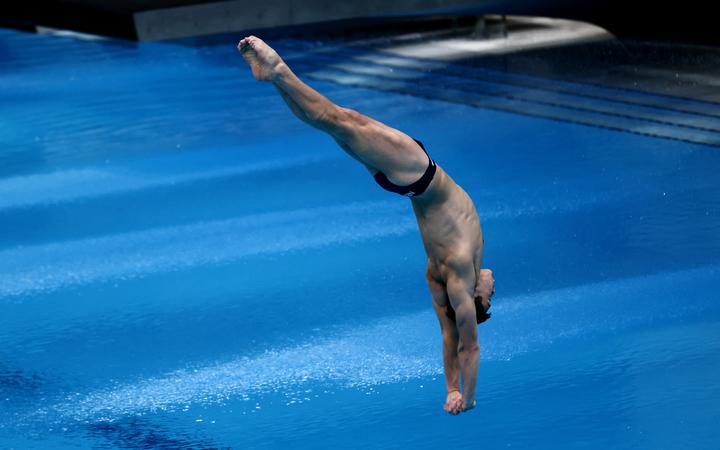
top-left (269, 62), bottom-right (290, 82)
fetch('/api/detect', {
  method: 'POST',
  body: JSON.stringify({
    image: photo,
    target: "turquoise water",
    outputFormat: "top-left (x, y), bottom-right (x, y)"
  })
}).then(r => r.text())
top-left (1, 28), bottom-right (719, 449)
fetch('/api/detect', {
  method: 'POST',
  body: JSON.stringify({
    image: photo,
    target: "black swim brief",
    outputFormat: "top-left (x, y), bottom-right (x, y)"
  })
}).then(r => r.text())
top-left (373, 139), bottom-right (437, 197)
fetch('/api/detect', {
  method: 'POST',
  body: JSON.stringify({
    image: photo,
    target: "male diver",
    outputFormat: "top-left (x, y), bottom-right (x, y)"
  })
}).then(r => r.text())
top-left (237, 36), bottom-right (495, 415)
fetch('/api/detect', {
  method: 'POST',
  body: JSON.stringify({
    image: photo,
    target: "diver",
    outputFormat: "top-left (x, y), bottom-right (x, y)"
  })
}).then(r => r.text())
top-left (237, 36), bottom-right (495, 415)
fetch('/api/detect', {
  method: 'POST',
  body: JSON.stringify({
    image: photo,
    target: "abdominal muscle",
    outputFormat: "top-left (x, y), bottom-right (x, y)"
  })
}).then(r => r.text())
top-left (411, 166), bottom-right (483, 285)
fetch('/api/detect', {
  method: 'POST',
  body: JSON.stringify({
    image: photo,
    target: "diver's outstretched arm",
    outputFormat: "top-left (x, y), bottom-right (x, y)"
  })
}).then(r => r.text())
top-left (427, 269), bottom-right (464, 415)
top-left (445, 262), bottom-right (480, 412)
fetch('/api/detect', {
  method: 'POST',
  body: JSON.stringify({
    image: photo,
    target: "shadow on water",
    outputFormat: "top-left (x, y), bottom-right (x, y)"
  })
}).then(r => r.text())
top-left (0, 364), bottom-right (45, 402)
top-left (87, 418), bottom-right (226, 450)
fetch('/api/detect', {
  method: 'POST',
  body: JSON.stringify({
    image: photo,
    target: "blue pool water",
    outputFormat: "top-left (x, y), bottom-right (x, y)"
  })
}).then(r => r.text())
top-left (1, 28), bottom-right (720, 449)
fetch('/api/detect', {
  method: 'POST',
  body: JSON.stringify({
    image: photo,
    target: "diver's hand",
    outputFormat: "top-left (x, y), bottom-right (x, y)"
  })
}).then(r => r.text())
top-left (444, 390), bottom-right (463, 415)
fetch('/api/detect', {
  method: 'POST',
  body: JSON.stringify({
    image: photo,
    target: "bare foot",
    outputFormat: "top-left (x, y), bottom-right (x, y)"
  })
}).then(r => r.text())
top-left (236, 36), bottom-right (285, 81)
top-left (476, 268), bottom-right (495, 312)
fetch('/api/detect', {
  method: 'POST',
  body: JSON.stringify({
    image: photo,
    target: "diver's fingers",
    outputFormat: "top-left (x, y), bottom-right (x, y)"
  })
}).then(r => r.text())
top-left (451, 398), bottom-right (462, 415)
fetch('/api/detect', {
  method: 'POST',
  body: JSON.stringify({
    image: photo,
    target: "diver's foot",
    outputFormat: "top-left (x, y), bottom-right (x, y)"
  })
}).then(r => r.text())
top-left (237, 36), bottom-right (285, 81)
top-left (477, 268), bottom-right (495, 311)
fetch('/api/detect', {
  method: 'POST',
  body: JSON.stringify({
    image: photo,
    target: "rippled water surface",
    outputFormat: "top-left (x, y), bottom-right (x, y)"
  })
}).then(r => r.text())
top-left (1, 28), bottom-right (719, 449)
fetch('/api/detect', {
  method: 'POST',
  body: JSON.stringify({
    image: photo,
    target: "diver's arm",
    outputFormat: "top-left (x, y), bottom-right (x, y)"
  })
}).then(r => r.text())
top-left (431, 297), bottom-right (460, 394)
top-left (446, 269), bottom-right (479, 410)
top-left (428, 270), bottom-right (464, 414)
top-left (441, 328), bottom-right (461, 395)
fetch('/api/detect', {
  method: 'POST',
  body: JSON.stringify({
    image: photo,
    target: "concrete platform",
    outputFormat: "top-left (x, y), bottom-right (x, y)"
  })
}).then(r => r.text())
top-left (2, 0), bottom-right (720, 44)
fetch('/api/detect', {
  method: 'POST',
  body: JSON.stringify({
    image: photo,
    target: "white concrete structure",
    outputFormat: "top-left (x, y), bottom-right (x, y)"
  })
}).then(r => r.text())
top-left (133, 0), bottom-right (489, 40)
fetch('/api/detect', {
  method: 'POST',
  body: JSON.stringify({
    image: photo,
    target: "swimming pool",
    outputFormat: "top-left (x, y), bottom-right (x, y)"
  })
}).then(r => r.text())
top-left (1, 27), bottom-right (719, 449)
